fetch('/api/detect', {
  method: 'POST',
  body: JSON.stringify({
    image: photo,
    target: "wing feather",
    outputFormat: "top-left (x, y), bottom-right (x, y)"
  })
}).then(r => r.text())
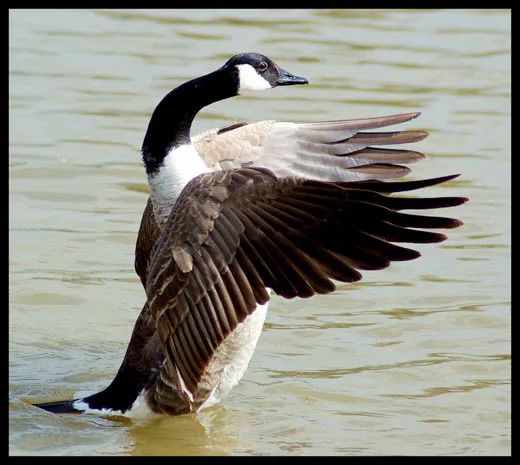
top-left (193, 113), bottom-right (428, 182)
top-left (136, 113), bottom-right (430, 291)
top-left (144, 167), bottom-right (466, 411)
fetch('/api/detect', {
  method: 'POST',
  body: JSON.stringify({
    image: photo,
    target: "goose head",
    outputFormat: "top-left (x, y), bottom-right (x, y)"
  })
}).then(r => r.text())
top-left (221, 52), bottom-right (309, 93)
top-left (141, 52), bottom-right (308, 178)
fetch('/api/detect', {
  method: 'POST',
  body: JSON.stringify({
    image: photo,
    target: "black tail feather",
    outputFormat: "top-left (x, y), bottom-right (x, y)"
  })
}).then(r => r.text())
top-left (33, 399), bottom-right (82, 414)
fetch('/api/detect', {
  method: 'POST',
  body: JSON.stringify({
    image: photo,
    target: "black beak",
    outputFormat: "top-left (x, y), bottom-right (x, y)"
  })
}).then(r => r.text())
top-left (276, 67), bottom-right (309, 86)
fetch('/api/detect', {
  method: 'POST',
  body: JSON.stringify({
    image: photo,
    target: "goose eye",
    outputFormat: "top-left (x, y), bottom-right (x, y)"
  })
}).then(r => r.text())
top-left (258, 62), bottom-right (268, 72)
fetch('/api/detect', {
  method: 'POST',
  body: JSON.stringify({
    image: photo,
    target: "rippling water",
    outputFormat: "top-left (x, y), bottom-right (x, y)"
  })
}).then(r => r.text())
top-left (9, 9), bottom-right (510, 456)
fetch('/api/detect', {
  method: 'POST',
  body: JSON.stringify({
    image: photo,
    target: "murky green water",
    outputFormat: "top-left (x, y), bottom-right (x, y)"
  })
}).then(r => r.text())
top-left (9, 9), bottom-right (510, 456)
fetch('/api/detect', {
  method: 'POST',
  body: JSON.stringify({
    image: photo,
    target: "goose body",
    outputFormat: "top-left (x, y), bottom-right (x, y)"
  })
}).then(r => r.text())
top-left (34, 53), bottom-right (467, 416)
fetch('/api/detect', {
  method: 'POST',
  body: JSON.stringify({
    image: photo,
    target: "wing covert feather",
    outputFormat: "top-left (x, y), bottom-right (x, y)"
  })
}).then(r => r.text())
top-left (193, 113), bottom-right (428, 182)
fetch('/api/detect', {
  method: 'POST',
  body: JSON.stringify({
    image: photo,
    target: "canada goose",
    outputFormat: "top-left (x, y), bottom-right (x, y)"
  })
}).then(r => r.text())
top-left (34, 53), bottom-right (467, 416)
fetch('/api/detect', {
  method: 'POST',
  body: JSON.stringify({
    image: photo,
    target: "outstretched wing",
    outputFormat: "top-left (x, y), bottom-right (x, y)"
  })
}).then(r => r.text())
top-left (136, 112), bottom-right (428, 286)
top-left (144, 167), bottom-right (466, 413)
top-left (193, 112), bottom-right (427, 181)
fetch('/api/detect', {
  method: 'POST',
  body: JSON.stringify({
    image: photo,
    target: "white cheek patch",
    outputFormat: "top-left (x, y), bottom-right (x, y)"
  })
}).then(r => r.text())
top-left (237, 64), bottom-right (272, 93)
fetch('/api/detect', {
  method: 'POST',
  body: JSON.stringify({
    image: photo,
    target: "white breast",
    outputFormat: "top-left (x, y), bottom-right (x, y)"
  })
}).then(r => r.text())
top-left (148, 144), bottom-right (211, 226)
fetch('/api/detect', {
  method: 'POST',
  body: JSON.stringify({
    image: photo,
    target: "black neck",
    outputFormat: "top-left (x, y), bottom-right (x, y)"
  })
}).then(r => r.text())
top-left (142, 66), bottom-right (238, 175)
